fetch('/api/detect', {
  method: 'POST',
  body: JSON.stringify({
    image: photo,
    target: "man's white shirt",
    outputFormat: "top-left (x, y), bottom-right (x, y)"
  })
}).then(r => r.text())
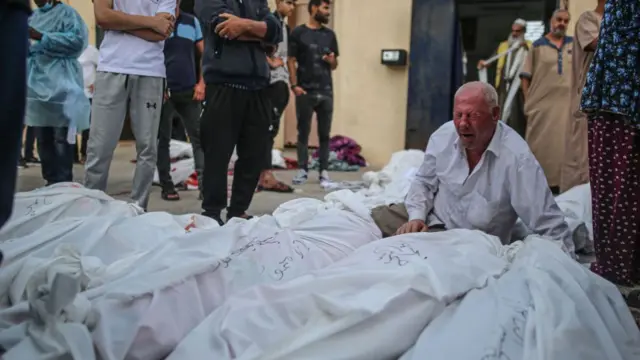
top-left (79, 45), bottom-right (99, 99)
top-left (405, 121), bottom-right (573, 253)
top-left (97, 0), bottom-right (176, 78)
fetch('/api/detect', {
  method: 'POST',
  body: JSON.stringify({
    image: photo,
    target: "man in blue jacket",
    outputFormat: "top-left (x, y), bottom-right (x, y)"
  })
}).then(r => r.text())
top-left (195, 0), bottom-right (282, 225)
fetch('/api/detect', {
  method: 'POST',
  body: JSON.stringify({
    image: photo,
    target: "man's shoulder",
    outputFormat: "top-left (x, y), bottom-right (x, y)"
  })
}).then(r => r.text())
top-left (427, 121), bottom-right (458, 152)
top-left (177, 12), bottom-right (197, 24)
top-left (496, 122), bottom-right (538, 166)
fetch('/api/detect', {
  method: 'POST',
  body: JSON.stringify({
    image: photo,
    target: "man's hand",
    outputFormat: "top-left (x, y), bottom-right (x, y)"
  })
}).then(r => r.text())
top-left (395, 219), bottom-right (428, 235)
top-left (322, 52), bottom-right (336, 65)
top-left (270, 57), bottom-right (285, 68)
top-left (89, 84), bottom-right (95, 95)
top-left (163, 90), bottom-right (170, 103)
top-left (292, 86), bottom-right (306, 97)
top-left (193, 82), bottom-right (205, 102)
top-left (151, 13), bottom-right (175, 37)
top-left (477, 60), bottom-right (487, 69)
top-left (29, 27), bottom-right (43, 41)
top-left (215, 13), bottom-right (249, 40)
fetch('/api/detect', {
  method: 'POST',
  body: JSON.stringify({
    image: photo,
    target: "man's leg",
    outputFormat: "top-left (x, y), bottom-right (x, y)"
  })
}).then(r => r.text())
top-left (84, 72), bottom-right (129, 191)
top-left (80, 99), bottom-right (91, 161)
top-left (260, 81), bottom-right (293, 191)
top-left (172, 91), bottom-right (204, 192)
top-left (0, 3), bottom-right (29, 228)
top-left (53, 127), bottom-right (73, 183)
top-left (201, 85), bottom-right (243, 222)
top-left (35, 127), bottom-right (56, 185)
top-left (294, 93), bottom-right (315, 184)
top-left (128, 75), bottom-right (164, 209)
top-left (227, 88), bottom-right (270, 218)
top-left (588, 114), bottom-right (640, 287)
top-left (371, 204), bottom-right (410, 237)
top-left (315, 93), bottom-right (334, 178)
top-left (24, 126), bottom-right (37, 161)
top-left (157, 96), bottom-right (179, 199)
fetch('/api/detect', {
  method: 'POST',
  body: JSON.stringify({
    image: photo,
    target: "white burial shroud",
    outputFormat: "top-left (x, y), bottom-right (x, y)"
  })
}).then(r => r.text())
top-left (167, 229), bottom-right (510, 360)
top-left (0, 187), bottom-right (381, 360)
top-left (400, 237), bottom-right (640, 360)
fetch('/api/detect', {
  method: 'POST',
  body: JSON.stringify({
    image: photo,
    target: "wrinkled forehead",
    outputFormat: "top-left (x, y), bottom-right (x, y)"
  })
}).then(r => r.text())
top-left (454, 91), bottom-right (485, 108)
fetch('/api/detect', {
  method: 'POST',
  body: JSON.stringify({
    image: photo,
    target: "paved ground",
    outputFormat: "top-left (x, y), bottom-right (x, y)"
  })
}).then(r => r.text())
top-left (16, 142), bottom-right (368, 216)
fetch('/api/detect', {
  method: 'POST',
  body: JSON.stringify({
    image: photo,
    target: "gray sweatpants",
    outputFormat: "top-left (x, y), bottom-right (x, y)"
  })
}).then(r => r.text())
top-left (84, 72), bottom-right (164, 209)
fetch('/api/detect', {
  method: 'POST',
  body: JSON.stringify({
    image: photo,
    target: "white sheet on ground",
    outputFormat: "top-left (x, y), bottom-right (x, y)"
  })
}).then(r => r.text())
top-left (401, 236), bottom-right (640, 360)
top-left (0, 183), bottom-right (142, 241)
top-left (167, 229), bottom-right (510, 360)
top-left (0, 189), bottom-right (380, 360)
top-left (512, 184), bottom-right (592, 252)
top-left (91, 203), bottom-right (381, 360)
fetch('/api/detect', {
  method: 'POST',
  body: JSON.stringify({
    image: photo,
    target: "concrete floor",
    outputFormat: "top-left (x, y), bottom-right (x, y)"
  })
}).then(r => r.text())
top-left (16, 142), bottom-right (367, 216)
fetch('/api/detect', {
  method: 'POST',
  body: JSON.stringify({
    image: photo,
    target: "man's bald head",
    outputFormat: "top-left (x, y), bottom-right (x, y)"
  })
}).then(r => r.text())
top-left (453, 82), bottom-right (501, 152)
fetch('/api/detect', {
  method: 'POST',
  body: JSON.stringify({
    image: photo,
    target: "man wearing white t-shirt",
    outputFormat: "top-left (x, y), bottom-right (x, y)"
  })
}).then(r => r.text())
top-left (85, 0), bottom-right (176, 210)
top-left (76, 44), bottom-right (99, 164)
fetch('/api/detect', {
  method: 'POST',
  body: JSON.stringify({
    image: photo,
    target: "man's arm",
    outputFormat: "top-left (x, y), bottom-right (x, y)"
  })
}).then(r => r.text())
top-left (404, 145), bottom-right (439, 222)
top-left (94, 0), bottom-right (155, 31)
top-left (508, 155), bottom-right (575, 256)
top-left (576, 12), bottom-right (600, 52)
top-left (325, 32), bottom-right (339, 70)
top-left (519, 48), bottom-right (534, 100)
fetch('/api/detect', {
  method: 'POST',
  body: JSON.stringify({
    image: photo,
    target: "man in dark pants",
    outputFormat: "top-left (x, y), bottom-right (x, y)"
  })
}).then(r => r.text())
top-left (258, 0), bottom-right (295, 193)
top-left (157, 0), bottom-right (206, 201)
top-left (288, 0), bottom-right (338, 186)
top-left (0, 0), bottom-right (31, 230)
top-left (195, 0), bottom-right (282, 225)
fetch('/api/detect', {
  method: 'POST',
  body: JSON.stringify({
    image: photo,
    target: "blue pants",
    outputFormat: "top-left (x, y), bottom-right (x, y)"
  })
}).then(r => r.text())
top-left (0, 4), bottom-right (29, 229)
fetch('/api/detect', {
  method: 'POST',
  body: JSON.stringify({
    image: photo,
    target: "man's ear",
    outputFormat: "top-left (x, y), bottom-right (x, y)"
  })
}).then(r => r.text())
top-left (492, 106), bottom-right (501, 120)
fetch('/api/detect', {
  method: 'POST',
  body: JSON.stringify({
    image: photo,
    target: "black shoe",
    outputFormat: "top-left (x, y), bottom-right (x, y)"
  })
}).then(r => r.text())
top-left (25, 156), bottom-right (40, 165)
top-left (226, 213), bottom-right (254, 223)
top-left (202, 211), bottom-right (224, 226)
top-left (18, 158), bottom-right (28, 169)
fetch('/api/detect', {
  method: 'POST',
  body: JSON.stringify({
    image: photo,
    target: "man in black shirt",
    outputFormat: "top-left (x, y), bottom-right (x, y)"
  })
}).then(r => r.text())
top-left (0, 0), bottom-right (31, 229)
top-left (288, 0), bottom-right (338, 186)
top-left (195, 0), bottom-right (282, 225)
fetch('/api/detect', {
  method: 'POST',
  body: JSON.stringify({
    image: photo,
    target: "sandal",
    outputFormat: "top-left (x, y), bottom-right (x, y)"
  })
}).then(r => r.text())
top-left (161, 186), bottom-right (180, 201)
top-left (257, 181), bottom-right (294, 193)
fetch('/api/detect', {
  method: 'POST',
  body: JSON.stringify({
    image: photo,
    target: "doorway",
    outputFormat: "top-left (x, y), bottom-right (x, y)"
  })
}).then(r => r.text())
top-left (458, 0), bottom-right (548, 83)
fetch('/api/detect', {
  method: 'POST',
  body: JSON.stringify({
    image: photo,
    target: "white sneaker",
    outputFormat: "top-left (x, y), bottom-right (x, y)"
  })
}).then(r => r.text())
top-left (292, 169), bottom-right (308, 185)
top-left (319, 170), bottom-right (331, 186)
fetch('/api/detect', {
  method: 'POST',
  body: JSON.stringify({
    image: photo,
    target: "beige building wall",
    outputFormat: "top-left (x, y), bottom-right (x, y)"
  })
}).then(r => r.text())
top-left (331, 0), bottom-right (411, 167)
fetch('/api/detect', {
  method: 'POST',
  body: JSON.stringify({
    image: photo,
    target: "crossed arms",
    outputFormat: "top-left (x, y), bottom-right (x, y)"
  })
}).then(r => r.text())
top-left (94, 0), bottom-right (175, 42)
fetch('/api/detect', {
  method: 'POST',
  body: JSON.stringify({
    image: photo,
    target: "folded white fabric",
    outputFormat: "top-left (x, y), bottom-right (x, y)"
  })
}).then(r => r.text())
top-left (0, 273), bottom-right (98, 360)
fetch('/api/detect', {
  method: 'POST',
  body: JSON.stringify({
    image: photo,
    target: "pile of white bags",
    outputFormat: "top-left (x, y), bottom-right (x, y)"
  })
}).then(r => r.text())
top-left (155, 141), bottom-right (286, 186)
top-left (0, 185), bottom-right (381, 360)
top-left (401, 237), bottom-right (640, 360)
top-left (167, 230), bottom-right (511, 360)
top-left (0, 183), bottom-right (142, 241)
top-left (168, 233), bottom-right (640, 360)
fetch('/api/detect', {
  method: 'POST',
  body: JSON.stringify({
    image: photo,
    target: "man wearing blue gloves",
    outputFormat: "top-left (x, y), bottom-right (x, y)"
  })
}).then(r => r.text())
top-left (26, 0), bottom-right (90, 186)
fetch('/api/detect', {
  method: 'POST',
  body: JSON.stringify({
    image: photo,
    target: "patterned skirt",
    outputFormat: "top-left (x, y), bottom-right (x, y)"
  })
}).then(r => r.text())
top-left (587, 114), bottom-right (640, 286)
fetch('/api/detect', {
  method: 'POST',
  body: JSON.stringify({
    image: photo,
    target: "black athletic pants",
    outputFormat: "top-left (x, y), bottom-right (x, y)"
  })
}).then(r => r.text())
top-left (296, 91), bottom-right (333, 171)
top-left (200, 84), bottom-right (271, 218)
top-left (0, 3), bottom-right (28, 229)
top-left (265, 81), bottom-right (290, 170)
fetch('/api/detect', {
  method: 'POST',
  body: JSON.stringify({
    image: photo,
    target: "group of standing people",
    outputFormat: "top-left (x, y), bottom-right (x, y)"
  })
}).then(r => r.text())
top-left (482, 1), bottom-right (639, 312)
top-left (18, 0), bottom-right (339, 225)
